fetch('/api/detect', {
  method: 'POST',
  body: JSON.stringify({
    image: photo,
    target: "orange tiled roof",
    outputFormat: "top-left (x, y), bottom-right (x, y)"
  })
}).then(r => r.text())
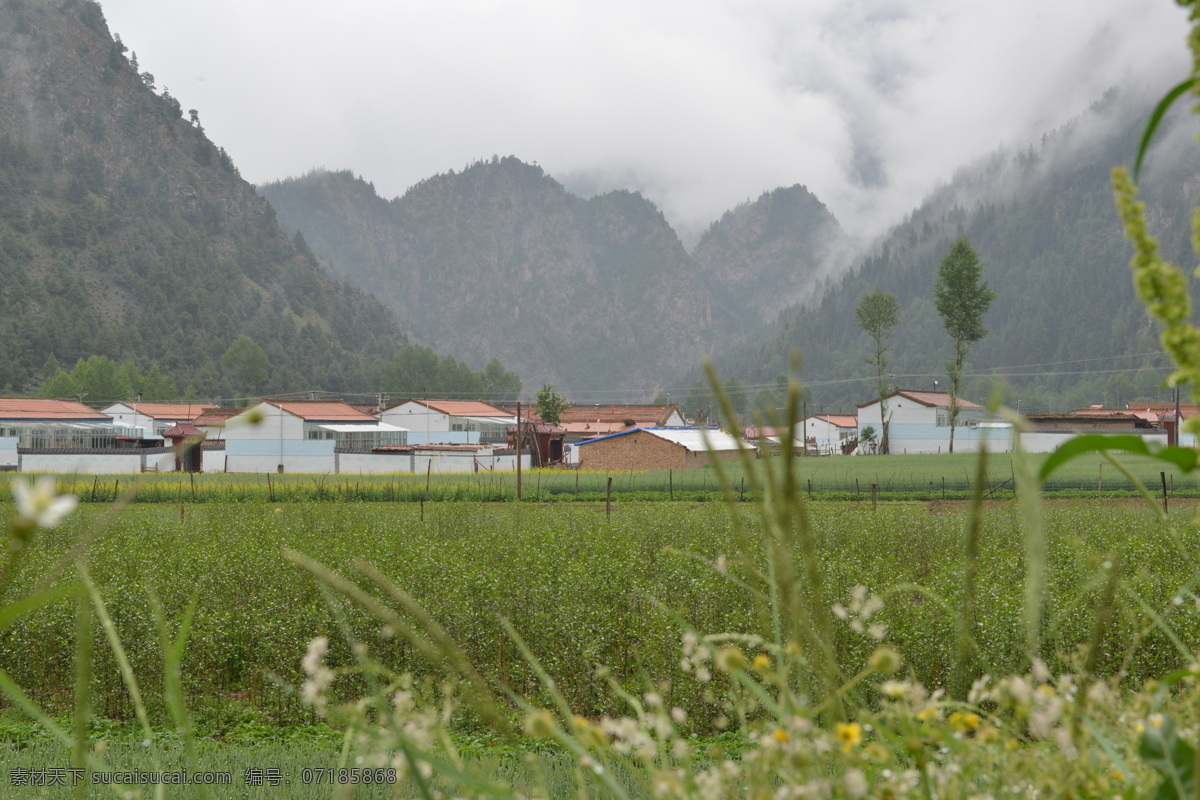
top-left (264, 399), bottom-right (377, 422)
top-left (0, 398), bottom-right (109, 420)
top-left (858, 390), bottom-right (981, 410)
top-left (192, 407), bottom-right (242, 427)
top-left (559, 421), bottom-right (633, 435)
top-left (812, 414), bottom-right (858, 427)
top-left (391, 399), bottom-right (512, 417)
top-left (556, 404), bottom-right (680, 425)
top-left (112, 402), bottom-right (208, 419)
top-left (1075, 404), bottom-right (1200, 422)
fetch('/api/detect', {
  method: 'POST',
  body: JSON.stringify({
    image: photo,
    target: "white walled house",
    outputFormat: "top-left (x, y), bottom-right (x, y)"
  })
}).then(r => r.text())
top-left (102, 402), bottom-right (208, 439)
top-left (0, 398), bottom-right (170, 473)
top-left (856, 390), bottom-right (1004, 454)
top-left (380, 400), bottom-right (515, 445)
top-left (802, 414), bottom-right (858, 454)
top-left (224, 400), bottom-right (407, 473)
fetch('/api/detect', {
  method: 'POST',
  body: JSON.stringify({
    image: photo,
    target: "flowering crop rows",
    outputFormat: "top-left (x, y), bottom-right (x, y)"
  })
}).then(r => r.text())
top-left (2, 500), bottom-right (1196, 728)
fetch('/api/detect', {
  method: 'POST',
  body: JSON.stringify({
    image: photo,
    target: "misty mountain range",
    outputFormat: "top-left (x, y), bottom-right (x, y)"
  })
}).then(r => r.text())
top-left (2, 0), bottom-right (1197, 413)
top-left (263, 86), bottom-right (1200, 410)
top-left (259, 163), bottom-right (847, 396)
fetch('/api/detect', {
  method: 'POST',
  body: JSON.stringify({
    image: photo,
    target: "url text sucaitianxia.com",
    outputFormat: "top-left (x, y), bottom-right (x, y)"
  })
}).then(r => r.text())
top-left (10, 768), bottom-right (232, 787)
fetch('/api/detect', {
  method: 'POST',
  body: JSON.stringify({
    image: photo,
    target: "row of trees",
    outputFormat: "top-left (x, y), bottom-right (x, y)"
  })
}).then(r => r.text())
top-left (36, 343), bottom-right (527, 408)
top-left (856, 236), bottom-right (995, 453)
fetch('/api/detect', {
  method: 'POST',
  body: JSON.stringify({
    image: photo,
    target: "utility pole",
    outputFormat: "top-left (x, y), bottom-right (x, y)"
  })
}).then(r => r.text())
top-left (516, 402), bottom-right (522, 501)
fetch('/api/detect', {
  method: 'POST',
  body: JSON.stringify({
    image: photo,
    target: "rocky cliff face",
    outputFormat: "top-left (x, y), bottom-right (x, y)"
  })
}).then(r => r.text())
top-left (693, 185), bottom-right (848, 325)
top-left (262, 161), bottom-right (846, 395)
top-left (0, 0), bottom-right (406, 397)
top-left (263, 159), bottom-right (733, 394)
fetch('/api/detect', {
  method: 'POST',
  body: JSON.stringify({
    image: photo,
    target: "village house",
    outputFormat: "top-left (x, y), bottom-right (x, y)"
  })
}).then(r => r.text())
top-left (380, 400), bottom-right (516, 445)
top-left (190, 407), bottom-right (243, 441)
top-left (545, 403), bottom-right (686, 444)
top-left (1018, 412), bottom-right (1167, 453)
top-left (575, 427), bottom-right (750, 471)
top-left (102, 401), bottom-right (209, 439)
top-left (224, 399), bottom-right (406, 474)
top-left (509, 420), bottom-right (568, 466)
top-left (856, 390), bottom-right (998, 454)
top-left (802, 414), bottom-right (858, 455)
top-left (1072, 402), bottom-right (1198, 447)
top-left (0, 398), bottom-right (177, 473)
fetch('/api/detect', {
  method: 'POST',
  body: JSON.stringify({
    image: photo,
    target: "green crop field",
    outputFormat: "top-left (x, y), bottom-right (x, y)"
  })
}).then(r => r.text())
top-left (3, 498), bottom-right (1197, 724)
top-left (5, 462), bottom-right (1200, 797)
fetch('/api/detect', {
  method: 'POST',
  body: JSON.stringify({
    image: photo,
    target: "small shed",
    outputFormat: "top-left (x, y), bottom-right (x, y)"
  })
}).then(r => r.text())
top-left (576, 427), bottom-right (749, 471)
top-left (161, 422), bottom-right (206, 472)
top-left (509, 420), bottom-right (567, 466)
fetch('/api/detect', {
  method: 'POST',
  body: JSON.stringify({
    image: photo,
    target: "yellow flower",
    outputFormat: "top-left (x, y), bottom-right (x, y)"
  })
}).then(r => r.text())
top-left (949, 711), bottom-right (981, 731)
top-left (753, 654), bottom-right (771, 671)
top-left (772, 727), bottom-right (790, 743)
top-left (916, 707), bottom-right (940, 724)
top-left (836, 722), bottom-right (863, 752)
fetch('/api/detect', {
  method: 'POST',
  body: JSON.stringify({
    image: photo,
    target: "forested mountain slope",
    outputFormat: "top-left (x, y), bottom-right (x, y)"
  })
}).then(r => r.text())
top-left (0, 0), bottom-right (408, 400)
top-left (698, 87), bottom-right (1200, 414)
top-left (261, 161), bottom-right (847, 396)
top-left (692, 185), bottom-right (848, 326)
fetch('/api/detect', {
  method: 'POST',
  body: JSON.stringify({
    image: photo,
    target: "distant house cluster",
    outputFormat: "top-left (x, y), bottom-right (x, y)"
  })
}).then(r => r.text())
top-left (0, 390), bottom-right (1192, 475)
top-left (853, 390), bottom-right (1196, 455)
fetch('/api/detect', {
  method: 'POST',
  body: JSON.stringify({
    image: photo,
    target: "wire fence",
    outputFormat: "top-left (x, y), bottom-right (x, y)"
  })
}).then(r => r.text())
top-left (28, 460), bottom-right (1197, 504)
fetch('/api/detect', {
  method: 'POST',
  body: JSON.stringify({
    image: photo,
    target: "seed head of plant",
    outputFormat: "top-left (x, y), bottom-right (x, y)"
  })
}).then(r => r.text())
top-left (522, 708), bottom-right (556, 739)
top-left (870, 646), bottom-right (903, 675)
top-left (715, 646), bottom-right (745, 673)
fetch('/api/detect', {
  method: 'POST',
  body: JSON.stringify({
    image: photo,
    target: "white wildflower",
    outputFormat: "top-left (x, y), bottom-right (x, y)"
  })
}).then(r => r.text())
top-left (844, 768), bottom-right (868, 798)
top-left (11, 477), bottom-right (77, 528)
top-left (301, 636), bottom-right (334, 713)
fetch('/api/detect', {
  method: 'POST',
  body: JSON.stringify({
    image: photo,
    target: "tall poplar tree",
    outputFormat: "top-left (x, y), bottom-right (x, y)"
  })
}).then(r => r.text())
top-left (855, 288), bottom-right (900, 454)
top-left (934, 237), bottom-right (995, 453)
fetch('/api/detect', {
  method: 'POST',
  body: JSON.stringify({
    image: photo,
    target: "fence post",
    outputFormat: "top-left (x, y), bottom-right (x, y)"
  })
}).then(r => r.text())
top-left (1162, 471), bottom-right (1169, 515)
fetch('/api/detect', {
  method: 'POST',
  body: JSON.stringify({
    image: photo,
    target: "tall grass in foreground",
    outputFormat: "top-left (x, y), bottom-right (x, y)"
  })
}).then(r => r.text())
top-left (264, 367), bottom-right (1200, 798)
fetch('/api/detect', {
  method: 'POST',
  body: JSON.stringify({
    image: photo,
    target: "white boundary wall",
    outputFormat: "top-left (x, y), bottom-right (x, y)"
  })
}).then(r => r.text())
top-left (21, 449), bottom-right (176, 474)
top-left (338, 451), bottom-right (530, 474)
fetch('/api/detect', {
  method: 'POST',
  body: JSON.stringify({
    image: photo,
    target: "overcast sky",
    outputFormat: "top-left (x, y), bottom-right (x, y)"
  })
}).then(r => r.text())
top-left (98, 0), bottom-right (1190, 242)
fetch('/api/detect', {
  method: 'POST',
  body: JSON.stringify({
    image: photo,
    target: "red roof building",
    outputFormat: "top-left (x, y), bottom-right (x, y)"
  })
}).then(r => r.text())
top-left (0, 398), bottom-right (109, 421)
